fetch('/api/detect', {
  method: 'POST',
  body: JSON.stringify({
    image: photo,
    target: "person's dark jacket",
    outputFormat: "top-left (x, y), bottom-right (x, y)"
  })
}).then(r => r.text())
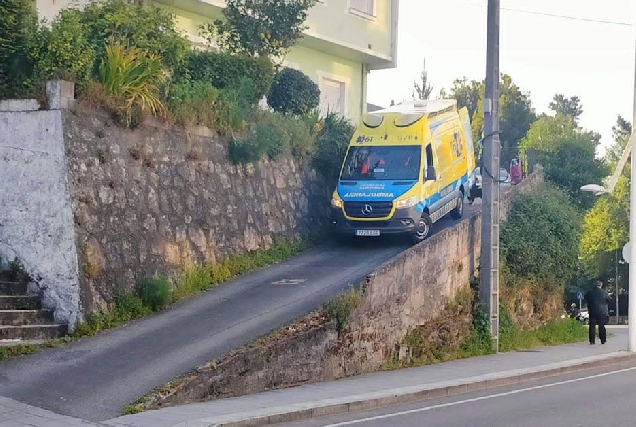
top-left (584, 287), bottom-right (612, 318)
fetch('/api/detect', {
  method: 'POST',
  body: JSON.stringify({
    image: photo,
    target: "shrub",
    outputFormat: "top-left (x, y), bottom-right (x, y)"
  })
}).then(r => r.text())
top-left (98, 40), bottom-right (167, 127)
top-left (79, 0), bottom-right (190, 73)
top-left (188, 51), bottom-right (274, 105)
top-left (267, 68), bottom-right (320, 115)
top-left (212, 77), bottom-right (255, 134)
top-left (323, 285), bottom-right (363, 332)
top-left (500, 183), bottom-right (581, 291)
top-left (167, 81), bottom-right (219, 128)
top-left (0, 0), bottom-right (40, 97)
top-left (186, 51), bottom-right (274, 105)
top-left (139, 275), bottom-right (172, 311)
top-left (229, 110), bottom-right (315, 163)
top-left (311, 113), bottom-right (355, 181)
top-left (32, 9), bottom-right (95, 86)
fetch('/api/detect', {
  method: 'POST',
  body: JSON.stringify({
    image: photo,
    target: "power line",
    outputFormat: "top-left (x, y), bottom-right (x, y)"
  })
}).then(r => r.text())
top-left (454, 0), bottom-right (633, 27)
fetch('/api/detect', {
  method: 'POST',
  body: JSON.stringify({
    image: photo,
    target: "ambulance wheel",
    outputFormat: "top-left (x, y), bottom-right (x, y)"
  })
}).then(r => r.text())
top-left (410, 213), bottom-right (432, 244)
top-left (450, 193), bottom-right (464, 220)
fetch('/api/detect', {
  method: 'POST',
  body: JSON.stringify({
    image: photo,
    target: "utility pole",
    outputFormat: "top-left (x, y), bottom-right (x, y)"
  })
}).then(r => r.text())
top-left (480, 0), bottom-right (501, 353)
top-left (629, 24), bottom-right (636, 352)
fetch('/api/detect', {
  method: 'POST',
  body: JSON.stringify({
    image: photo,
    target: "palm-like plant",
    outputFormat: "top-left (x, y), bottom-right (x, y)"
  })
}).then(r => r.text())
top-left (99, 39), bottom-right (167, 126)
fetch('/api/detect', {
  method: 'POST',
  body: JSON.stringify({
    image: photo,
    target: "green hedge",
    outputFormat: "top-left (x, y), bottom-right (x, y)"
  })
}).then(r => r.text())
top-left (186, 51), bottom-right (274, 105)
top-left (267, 68), bottom-right (320, 115)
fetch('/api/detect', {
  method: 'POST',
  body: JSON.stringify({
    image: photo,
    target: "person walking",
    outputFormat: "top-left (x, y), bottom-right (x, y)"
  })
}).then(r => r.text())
top-left (584, 280), bottom-right (612, 345)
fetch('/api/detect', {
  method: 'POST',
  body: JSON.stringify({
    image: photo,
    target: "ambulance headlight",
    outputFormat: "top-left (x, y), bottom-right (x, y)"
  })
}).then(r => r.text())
top-left (396, 196), bottom-right (417, 209)
top-left (331, 198), bottom-right (343, 208)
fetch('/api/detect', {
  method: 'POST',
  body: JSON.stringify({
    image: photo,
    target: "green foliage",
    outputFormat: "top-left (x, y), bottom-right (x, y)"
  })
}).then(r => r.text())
top-left (323, 285), bottom-right (364, 332)
top-left (32, 9), bottom-right (96, 85)
top-left (139, 275), bottom-right (172, 311)
top-left (186, 50), bottom-right (274, 105)
top-left (441, 74), bottom-right (536, 161)
top-left (519, 115), bottom-right (607, 209)
top-left (605, 115), bottom-right (632, 167)
top-left (212, 78), bottom-right (255, 134)
top-left (72, 292), bottom-right (152, 338)
top-left (202, 0), bottom-right (317, 57)
top-left (98, 40), bottom-right (167, 127)
top-left (549, 93), bottom-right (583, 123)
top-left (79, 0), bottom-right (190, 73)
top-left (580, 176), bottom-right (630, 278)
top-left (0, 0), bottom-right (40, 97)
top-left (471, 74), bottom-right (536, 161)
top-left (459, 303), bottom-right (493, 357)
top-left (267, 68), bottom-right (320, 116)
top-left (229, 110), bottom-right (315, 163)
top-left (167, 81), bottom-right (219, 128)
top-left (311, 113), bottom-right (355, 181)
top-left (500, 184), bottom-right (581, 292)
top-left (439, 77), bottom-right (482, 119)
top-left (499, 314), bottom-right (587, 351)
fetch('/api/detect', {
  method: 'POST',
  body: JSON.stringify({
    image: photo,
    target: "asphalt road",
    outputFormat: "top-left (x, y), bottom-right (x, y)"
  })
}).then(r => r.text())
top-left (282, 357), bottom-right (636, 427)
top-left (0, 203), bottom-right (480, 422)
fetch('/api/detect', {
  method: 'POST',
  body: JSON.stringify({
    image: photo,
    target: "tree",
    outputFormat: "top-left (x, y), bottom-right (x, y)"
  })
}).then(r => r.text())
top-left (519, 115), bottom-right (607, 209)
top-left (267, 68), bottom-right (320, 115)
top-left (439, 77), bottom-right (482, 119)
top-left (604, 115), bottom-right (632, 166)
top-left (0, 0), bottom-right (39, 97)
top-left (579, 176), bottom-right (630, 279)
top-left (412, 59), bottom-right (433, 100)
top-left (471, 74), bottom-right (536, 162)
top-left (501, 183), bottom-right (581, 290)
top-left (202, 0), bottom-right (317, 58)
top-left (549, 94), bottom-right (583, 123)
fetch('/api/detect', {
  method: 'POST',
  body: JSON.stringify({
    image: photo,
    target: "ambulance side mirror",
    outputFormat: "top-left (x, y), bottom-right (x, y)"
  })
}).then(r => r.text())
top-left (425, 166), bottom-right (436, 181)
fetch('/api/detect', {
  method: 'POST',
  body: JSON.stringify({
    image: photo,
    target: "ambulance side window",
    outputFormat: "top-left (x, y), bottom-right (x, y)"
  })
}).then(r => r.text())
top-left (425, 144), bottom-right (434, 167)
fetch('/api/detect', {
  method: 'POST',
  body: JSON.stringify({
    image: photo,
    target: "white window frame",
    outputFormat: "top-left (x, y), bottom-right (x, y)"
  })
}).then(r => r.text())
top-left (317, 71), bottom-right (349, 118)
top-left (347, 0), bottom-right (376, 20)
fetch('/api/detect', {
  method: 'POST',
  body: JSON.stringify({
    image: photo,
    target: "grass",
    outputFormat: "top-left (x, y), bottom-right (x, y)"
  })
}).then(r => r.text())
top-left (323, 285), bottom-right (364, 332)
top-left (499, 317), bottom-right (588, 351)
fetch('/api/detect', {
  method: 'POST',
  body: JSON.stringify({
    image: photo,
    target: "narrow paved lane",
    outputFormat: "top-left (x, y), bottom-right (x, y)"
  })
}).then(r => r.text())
top-left (0, 204), bottom-right (479, 422)
top-left (283, 349), bottom-right (635, 427)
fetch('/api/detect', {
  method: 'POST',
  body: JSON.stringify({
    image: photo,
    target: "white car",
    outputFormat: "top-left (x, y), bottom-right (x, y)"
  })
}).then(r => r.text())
top-left (472, 167), bottom-right (510, 189)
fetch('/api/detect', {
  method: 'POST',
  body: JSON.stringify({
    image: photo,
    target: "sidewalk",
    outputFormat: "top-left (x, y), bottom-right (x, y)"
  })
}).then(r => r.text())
top-left (1, 327), bottom-right (631, 427)
top-left (96, 326), bottom-right (635, 427)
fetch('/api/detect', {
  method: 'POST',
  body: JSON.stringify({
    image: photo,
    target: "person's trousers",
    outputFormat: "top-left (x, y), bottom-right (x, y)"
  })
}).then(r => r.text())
top-left (589, 315), bottom-right (608, 344)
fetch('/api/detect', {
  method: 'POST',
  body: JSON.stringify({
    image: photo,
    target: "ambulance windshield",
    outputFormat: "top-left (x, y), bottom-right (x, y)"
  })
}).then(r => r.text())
top-left (340, 146), bottom-right (421, 181)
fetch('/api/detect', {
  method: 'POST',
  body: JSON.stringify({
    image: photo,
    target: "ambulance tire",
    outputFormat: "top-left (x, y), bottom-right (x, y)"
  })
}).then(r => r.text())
top-left (410, 213), bottom-right (432, 244)
top-left (450, 193), bottom-right (464, 220)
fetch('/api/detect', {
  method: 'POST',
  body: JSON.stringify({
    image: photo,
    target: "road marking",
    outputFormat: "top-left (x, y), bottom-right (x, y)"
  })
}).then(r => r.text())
top-left (271, 279), bottom-right (307, 285)
top-left (323, 365), bottom-right (636, 426)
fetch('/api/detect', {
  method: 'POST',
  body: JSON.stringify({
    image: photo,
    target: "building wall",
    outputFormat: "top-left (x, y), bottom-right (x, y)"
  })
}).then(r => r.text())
top-left (306, 0), bottom-right (393, 60)
top-left (284, 45), bottom-right (366, 123)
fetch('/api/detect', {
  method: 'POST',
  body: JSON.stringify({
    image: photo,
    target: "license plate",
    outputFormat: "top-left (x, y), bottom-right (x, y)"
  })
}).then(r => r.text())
top-left (356, 229), bottom-right (380, 237)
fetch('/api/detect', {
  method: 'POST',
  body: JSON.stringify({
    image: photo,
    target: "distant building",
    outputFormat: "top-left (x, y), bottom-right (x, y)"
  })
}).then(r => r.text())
top-left (35, 0), bottom-right (400, 124)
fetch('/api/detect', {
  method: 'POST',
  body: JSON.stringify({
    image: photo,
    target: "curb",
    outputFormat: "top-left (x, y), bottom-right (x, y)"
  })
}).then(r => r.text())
top-left (195, 352), bottom-right (636, 427)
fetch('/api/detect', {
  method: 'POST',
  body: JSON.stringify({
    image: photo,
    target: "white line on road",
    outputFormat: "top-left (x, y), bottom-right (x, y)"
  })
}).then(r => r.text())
top-left (323, 365), bottom-right (636, 426)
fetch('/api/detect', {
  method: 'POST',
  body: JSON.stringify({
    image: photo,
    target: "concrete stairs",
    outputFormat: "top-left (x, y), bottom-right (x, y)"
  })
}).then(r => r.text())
top-left (0, 273), bottom-right (67, 343)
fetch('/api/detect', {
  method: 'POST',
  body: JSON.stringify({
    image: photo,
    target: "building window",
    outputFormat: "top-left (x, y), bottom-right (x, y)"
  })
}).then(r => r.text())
top-left (320, 78), bottom-right (346, 116)
top-left (349, 0), bottom-right (374, 16)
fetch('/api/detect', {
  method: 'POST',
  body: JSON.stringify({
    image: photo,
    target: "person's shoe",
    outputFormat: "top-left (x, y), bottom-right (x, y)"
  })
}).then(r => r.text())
top-left (601, 341), bottom-right (606, 345)
top-left (590, 342), bottom-right (595, 345)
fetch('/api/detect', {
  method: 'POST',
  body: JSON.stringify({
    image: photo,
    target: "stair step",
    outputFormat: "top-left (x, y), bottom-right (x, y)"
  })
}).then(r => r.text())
top-left (0, 281), bottom-right (27, 295)
top-left (0, 324), bottom-right (67, 341)
top-left (0, 310), bottom-right (54, 326)
top-left (0, 296), bottom-right (40, 310)
top-left (0, 339), bottom-right (48, 347)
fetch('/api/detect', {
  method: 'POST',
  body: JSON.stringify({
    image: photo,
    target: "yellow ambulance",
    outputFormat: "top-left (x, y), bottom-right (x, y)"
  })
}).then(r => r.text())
top-left (330, 99), bottom-right (477, 244)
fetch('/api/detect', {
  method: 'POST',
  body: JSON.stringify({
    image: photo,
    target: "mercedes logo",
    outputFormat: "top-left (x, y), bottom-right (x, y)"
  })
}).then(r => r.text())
top-left (361, 204), bottom-right (373, 215)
